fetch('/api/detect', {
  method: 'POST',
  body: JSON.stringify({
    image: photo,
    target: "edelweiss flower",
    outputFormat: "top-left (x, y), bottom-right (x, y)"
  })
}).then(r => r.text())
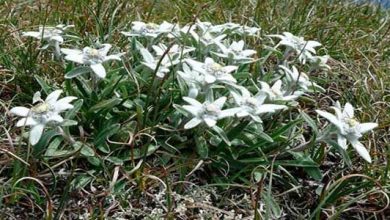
top-left (121, 21), bottom-right (178, 38)
top-left (152, 43), bottom-right (195, 58)
top-left (271, 32), bottom-right (322, 64)
top-left (177, 63), bottom-right (207, 98)
top-left (61, 43), bottom-right (123, 78)
top-left (316, 102), bottom-right (378, 163)
top-left (231, 87), bottom-right (287, 122)
top-left (308, 55), bottom-right (331, 70)
top-left (181, 96), bottom-right (237, 129)
top-left (22, 24), bottom-right (74, 56)
top-left (214, 40), bottom-right (257, 63)
top-left (22, 24), bottom-right (73, 43)
top-left (185, 58), bottom-right (237, 85)
top-left (259, 80), bottom-right (299, 101)
top-left (10, 90), bottom-right (76, 145)
top-left (190, 31), bottom-right (226, 47)
top-left (279, 65), bottom-right (322, 93)
top-left (140, 48), bottom-right (179, 78)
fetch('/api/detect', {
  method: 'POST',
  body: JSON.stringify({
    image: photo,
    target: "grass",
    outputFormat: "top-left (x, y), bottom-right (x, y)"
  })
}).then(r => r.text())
top-left (0, 0), bottom-right (389, 219)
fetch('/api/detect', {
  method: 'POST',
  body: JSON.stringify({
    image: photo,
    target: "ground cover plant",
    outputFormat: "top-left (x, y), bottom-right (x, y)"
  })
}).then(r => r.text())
top-left (0, 0), bottom-right (389, 219)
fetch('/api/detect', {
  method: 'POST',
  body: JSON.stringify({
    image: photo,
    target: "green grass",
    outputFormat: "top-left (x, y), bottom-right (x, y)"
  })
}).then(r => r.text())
top-left (1, 0), bottom-right (389, 219)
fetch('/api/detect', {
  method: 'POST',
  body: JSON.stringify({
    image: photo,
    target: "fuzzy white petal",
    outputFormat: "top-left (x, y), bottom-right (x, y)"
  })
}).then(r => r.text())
top-left (337, 135), bottom-right (348, 150)
top-left (184, 118), bottom-right (202, 129)
top-left (16, 117), bottom-right (38, 127)
top-left (10, 107), bottom-right (31, 117)
top-left (204, 118), bottom-right (217, 127)
top-left (45, 90), bottom-right (63, 105)
top-left (349, 138), bottom-right (372, 163)
top-left (90, 63), bottom-right (106, 78)
top-left (316, 110), bottom-right (343, 131)
top-left (29, 124), bottom-right (45, 145)
top-left (357, 123), bottom-right (378, 134)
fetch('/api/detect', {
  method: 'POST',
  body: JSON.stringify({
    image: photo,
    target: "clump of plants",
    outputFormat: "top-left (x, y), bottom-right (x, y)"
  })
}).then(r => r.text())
top-left (5, 19), bottom-right (382, 218)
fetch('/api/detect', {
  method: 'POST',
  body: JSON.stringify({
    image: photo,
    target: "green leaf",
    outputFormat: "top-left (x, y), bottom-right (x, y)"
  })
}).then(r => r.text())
top-left (271, 119), bottom-right (302, 140)
top-left (61, 119), bottom-right (78, 127)
top-left (45, 137), bottom-right (63, 157)
top-left (65, 66), bottom-right (91, 79)
top-left (300, 110), bottom-right (319, 134)
top-left (258, 131), bottom-right (274, 143)
top-left (34, 75), bottom-right (50, 95)
top-left (212, 126), bottom-right (231, 146)
top-left (326, 139), bottom-right (352, 167)
top-left (93, 123), bottom-right (121, 150)
top-left (33, 130), bottom-right (60, 156)
top-left (65, 99), bottom-right (83, 119)
top-left (80, 145), bottom-right (95, 157)
top-left (106, 156), bottom-right (124, 165)
top-left (71, 175), bottom-right (93, 190)
top-left (89, 97), bottom-right (122, 112)
top-left (195, 136), bottom-right (208, 159)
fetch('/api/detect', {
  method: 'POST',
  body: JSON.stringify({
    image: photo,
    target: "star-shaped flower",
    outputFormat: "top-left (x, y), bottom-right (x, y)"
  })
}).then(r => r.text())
top-left (61, 43), bottom-right (124, 78)
top-left (214, 40), bottom-right (257, 63)
top-left (231, 87), bottom-right (287, 122)
top-left (10, 90), bottom-right (77, 145)
top-left (316, 102), bottom-right (378, 163)
top-left (180, 96), bottom-right (238, 129)
top-left (271, 32), bottom-right (322, 64)
top-left (185, 58), bottom-right (237, 85)
top-left (121, 21), bottom-right (179, 38)
top-left (140, 48), bottom-right (179, 78)
top-left (259, 80), bottom-right (299, 101)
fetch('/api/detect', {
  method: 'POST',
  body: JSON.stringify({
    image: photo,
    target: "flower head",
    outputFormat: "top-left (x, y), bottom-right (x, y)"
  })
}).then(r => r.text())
top-left (185, 58), bottom-right (237, 85)
top-left (152, 43), bottom-right (195, 58)
top-left (121, 21), bottom-right (179, 38)
top-left (22, 24), bottom-right (73, 44)
top-left (279, 65), bottom-right (323, 93)
top-left (214, 40), bottom-right (257, 63)
top-left (259, 80), bottom-right (299, 101)
top-left (61, 43), bottom-right (123, 78)
top-left (271, 32), bottom-right (321, 64)
top-left (180, 96), bottom-right (237, 129)
top-left (140, 48), bottom-right (179, 78)
top-left (10, 90), bottom-right (77, 145)
top-left (316, 102), bottom-right (378, 163)
top-left (231, 87), bottom-right (287, 122)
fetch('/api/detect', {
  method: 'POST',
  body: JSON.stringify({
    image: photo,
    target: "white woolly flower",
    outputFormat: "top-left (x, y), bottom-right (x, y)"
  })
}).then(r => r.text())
top-left (10, 90), bottom-right (76, 145)
top-left (259, 80), bottom-right (299, 101)
top-left (214, 23), bottom-right (260, 36)
top-left (271, 32), bottom-right (322, 64)
top-left (231, 87), bottom-right (287, 123)
top-left (61, 43), bottom-right (123, 78)
top-left (181, 96), bottom-right (238, 129)
top-left (308, 55), bottom-right (331, 70)
top-left (177, 63), bottom-right (207, 98)
top-left (214, 40), bottom-right (257, 63)
top-left (316, 102), bottom-right (378, 163)
top-left (185, 58), bottom-right (237, 85)
top-left (279, 65), bottom-right (323, 93)
top-left (152, 43), bottom-right (195, 58)
top-left (190, 31), bottom-right (226, 47)
top-left (140, 48), bottom-right (179, 78)
top-left (121, 21), bottom-right (178, 38)
top-left (22, 24), bottom-right (73, 43)
top-left (22, 24), bottom-right (74, 57)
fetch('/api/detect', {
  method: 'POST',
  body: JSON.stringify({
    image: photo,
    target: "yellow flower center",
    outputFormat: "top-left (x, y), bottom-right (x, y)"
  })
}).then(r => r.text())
top-left (32, 102), bottom-right (50, 114)
top-left (346, 118), bottom-right (359, 127)
top-left (246, 97), bottom-right (258, 107)
top-left (205, 104), bottom-right (220, 114)
top-left (89, 49), bottom-right (100, 57)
